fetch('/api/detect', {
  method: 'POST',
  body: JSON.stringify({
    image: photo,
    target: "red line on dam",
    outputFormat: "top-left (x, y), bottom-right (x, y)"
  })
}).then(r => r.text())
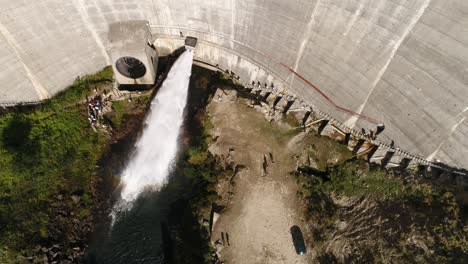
top-left (279, 62), bottom-right (381, 125)
top-left (150, 25), bottom-right (382, 125)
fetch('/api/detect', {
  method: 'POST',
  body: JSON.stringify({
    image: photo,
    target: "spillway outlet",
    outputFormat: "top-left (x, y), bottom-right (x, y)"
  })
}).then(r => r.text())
top-left (185, 36), bottom-right (198, 51)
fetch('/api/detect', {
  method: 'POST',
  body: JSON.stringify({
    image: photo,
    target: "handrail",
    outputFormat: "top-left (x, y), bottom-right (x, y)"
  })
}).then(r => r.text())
top-left (209, 59), bottom-right (468, 177)
top-left (0, 99), bottom-right (45, 107)
top-left (150, 24), bottom-right (382, 124)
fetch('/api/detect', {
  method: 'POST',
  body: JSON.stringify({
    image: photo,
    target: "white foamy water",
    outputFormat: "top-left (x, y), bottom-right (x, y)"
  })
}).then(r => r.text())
top-left (119, 51), bottom-right (193, 204)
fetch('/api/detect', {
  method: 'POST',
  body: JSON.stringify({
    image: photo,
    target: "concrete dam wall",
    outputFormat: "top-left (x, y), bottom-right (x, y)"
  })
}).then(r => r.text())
top-left (0, 0), bottom-right (467, 170)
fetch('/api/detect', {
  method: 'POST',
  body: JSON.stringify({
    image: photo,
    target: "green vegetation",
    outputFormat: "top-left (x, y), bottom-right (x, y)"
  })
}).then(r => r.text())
top-left (307, 136), bottom-right (353, 172)
top-left (322, 161), bottom-right (405, 200)
top-left (0, 67), bottom-right (113, 262)
top-left (298, 160), bottom-right (459, 204)
top-left (107, 100), bottom-right (127, 129)
top-left (45, 66), bottom-right (113, 111)
top-left (105, 95), bottom-right (151, 130)
top-left (171, 109), bottom-right (223, 264)
top-left (167, 67), bottom-right (231, 263)
top-left (188, 147), bottom-right (210, 166)
top-left (295, 157), bottom-right (468, 263)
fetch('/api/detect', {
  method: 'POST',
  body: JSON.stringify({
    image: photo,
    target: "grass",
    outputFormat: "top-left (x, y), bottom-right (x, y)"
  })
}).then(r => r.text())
top-left (295, 155), bottom-right (468, 262)
top-left (307, 136), bottom-right (353, 171)
top-left (107, 100), bottom-right (126, 129)
top-left (44, 66), bottom-right (113, 111)
top-left (298, 160), bottom-right (441, 202)
top-left (0, 67), bottom-right (113, 260)
top-left (104, 95), bottom-right (151, 130)
top-left (326, 161), bottom-right (405, 200)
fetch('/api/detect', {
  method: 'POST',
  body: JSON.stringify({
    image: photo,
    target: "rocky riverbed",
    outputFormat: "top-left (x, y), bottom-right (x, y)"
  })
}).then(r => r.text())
top-left (198, 74), bottom-right (468, 263)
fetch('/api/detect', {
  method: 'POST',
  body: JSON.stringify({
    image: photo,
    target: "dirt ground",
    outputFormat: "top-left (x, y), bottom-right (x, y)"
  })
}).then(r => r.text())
top-left (208, 88), bottom-right (312, 264)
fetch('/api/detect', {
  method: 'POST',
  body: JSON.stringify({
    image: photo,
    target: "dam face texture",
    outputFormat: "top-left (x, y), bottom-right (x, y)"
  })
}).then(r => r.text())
top-left (0, 1), bottom-right (467, 170)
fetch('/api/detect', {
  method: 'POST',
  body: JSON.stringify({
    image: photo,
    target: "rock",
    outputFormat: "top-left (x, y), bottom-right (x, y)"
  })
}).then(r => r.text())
top-left (71, 195), bottom-right (81, 203)
top-left (214, 239), bottom-right (224, 252)
top-left (336, 220), bottom-right (348, 231)
top-left (309, 157), bottom-right (318, 170)
top-left (211, 212), bottom-right (221, 233)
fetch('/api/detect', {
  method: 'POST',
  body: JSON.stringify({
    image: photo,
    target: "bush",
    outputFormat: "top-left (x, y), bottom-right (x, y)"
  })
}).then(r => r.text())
top-left (295, 158), bottom-right (468, 262)
top-left (187, 147), bottom-right (209, 165)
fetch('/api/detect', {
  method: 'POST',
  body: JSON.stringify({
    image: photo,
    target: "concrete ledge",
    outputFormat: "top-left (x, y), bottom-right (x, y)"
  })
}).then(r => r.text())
top-left (214, 66), bottom-right (468, 180)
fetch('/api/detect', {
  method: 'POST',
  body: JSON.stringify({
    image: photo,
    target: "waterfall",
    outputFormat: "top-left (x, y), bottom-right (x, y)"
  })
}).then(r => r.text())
top-left (118, 50), bottom-right (193, 205)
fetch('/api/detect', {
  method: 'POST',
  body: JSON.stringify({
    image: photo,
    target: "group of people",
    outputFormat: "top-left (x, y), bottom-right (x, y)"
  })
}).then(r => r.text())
top-left (250, 80), bottom-right (274, 90)
top-left (87, 94), bottom-right (107, 124)
top-left (361, 124), bottom-right (386, 141)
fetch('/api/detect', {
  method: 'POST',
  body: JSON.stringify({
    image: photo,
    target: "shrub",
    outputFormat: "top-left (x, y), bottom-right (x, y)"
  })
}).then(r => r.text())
top-left (187, 147), bottom-right (209, 165)
top-left (0, 67), bottom-right (110, 253)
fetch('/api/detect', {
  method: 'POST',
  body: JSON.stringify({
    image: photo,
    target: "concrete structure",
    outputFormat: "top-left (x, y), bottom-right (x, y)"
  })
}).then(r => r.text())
top-left (108, 21), bottom-right (158, 86)
top-left (0, 0), bottom-right (467, 171)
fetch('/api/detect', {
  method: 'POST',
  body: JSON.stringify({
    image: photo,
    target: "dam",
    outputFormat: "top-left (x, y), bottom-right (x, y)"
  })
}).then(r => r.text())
top-left (0, 0), bottom-right (467, 172)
